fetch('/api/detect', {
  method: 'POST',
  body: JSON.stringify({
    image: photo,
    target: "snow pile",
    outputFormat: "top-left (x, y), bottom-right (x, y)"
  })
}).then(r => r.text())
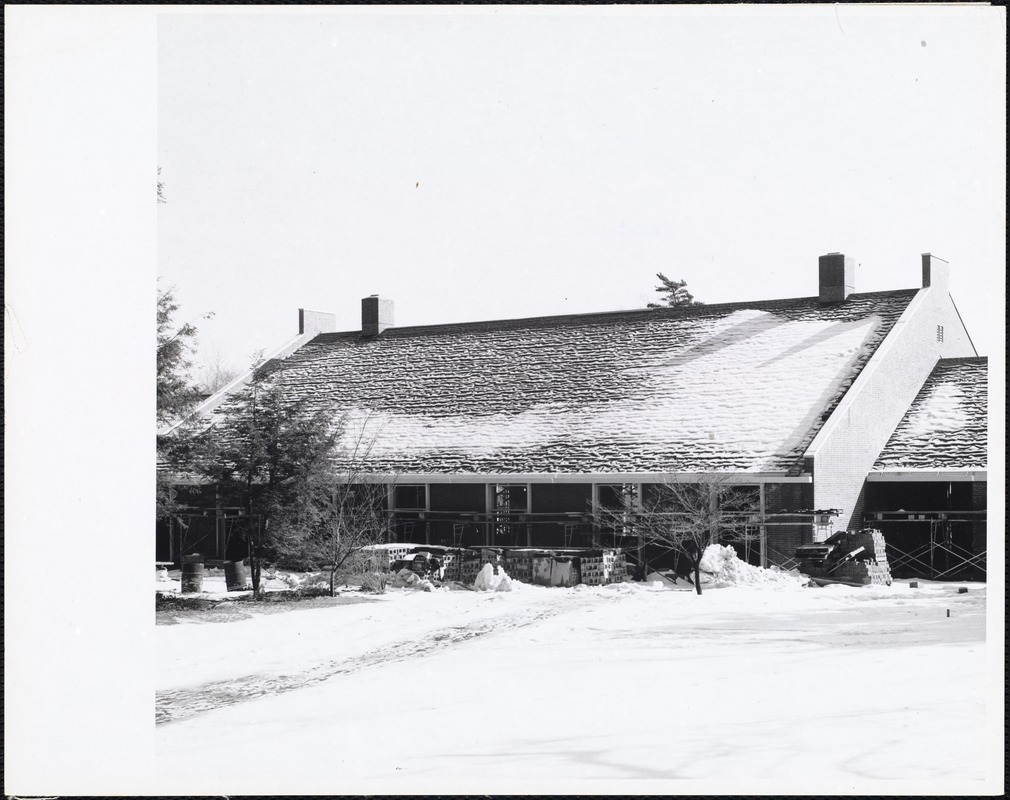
top-left (263, 570), bottom-right (329, 591)
top-left (473, 563), bottom-right (516, 592)
top-left (645, 571), bottom-right (696, 589)
top-left (388, 569), bottom-right (434, 592)
top-left (698, 544), bottom-right (806, 588)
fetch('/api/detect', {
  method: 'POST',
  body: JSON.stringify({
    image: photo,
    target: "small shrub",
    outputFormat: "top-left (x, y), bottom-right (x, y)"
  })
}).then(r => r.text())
top-left (244, 586), bottom-right (332, 603)
top-left (360, 572), bottom-right (387, 594)
top-left (156, 593), bottom-right (216, 612)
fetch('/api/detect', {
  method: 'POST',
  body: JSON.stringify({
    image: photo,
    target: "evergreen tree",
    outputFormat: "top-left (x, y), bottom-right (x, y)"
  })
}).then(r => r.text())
top-left (195, 372), bottom-right (345, 597)
top-left (156, 284), bottom-right (212, 520)
top-left (156, 285), bottom-right (205, 426)
top-left (647, 273), bottom-right (703, 308)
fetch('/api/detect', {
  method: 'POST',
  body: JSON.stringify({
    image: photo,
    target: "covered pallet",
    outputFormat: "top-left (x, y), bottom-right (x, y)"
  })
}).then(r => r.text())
top-left (531, 555), bottom-right (581, 587)
top-left (796, 528), bottom-right (892, 586)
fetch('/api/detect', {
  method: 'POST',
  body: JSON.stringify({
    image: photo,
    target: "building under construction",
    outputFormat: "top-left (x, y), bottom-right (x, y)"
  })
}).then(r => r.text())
top-left (158, 253), bottom-right (988, 580)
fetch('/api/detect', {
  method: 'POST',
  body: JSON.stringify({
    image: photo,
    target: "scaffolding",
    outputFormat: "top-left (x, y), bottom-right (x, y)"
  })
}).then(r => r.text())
top-left (863, 510), bottom-right (986, 579)
top-left (163, 507), bottom-right (249, 563)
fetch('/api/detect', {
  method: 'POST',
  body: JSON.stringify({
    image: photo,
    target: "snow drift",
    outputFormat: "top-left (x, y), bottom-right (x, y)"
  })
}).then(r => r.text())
top-left (698, 544), bottom-right (807, 588)
top-left (388, 569), bottom-right (435, 592)
top-left (473, 563), bottom-right (516, 592)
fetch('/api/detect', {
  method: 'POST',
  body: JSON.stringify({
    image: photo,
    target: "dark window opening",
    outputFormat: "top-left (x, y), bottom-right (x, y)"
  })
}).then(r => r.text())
top-left (394, 484), bottom-right (426, 510)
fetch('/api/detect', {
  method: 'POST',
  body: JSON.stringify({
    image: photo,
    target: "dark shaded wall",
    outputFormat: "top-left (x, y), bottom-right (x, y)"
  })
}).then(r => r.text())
top-left (429, 483), bottom-right (486, 546)
top-left (863, 479), bottom-right (987, 579)
top-left (764, 482), bottom-right (815, 566)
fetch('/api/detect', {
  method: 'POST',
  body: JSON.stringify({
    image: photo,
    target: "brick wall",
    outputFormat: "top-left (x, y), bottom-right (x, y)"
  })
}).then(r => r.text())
top-left (764, 483), bottom-right (812, 567)
top-left (971, 481), bottom-right (987, 510)
top-left (806, 265), bottom-right (976, 528)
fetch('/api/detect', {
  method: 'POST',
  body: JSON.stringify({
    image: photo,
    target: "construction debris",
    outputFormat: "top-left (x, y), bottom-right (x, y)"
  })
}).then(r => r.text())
top-left (794, 529), bottom-right (893, 587)
top-left (358, 543), bottom-right (631, 589)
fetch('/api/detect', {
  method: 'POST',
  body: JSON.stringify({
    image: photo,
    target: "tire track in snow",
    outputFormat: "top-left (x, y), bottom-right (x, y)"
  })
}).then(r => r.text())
top-left (157, 595), bottom-right (599, 725)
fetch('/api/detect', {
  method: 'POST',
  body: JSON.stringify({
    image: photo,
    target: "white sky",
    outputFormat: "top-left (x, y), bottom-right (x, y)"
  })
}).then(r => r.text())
top-left (158, 7), bottom-right (1006, 375)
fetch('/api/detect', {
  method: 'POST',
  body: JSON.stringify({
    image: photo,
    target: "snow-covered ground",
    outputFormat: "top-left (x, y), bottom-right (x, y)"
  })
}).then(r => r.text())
top-left (155, 574), bottom-right (991, 795)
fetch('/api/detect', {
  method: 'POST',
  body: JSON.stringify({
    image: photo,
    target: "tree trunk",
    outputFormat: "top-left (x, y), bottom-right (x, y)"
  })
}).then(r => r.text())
top-left (247, 545), bottom-right (258, 597)
top-left (693, 556), bottom-right (703, 595)
top-left (250, 517), bottom-right (264, 600)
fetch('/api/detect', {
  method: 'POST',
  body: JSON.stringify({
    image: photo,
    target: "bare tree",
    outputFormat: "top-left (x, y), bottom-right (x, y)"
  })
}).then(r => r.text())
top-left (321, 480), bottom-right (391, 596)
top-left (321, 428), bottom-right (393, 595)
top-left (265, 414), bottom-right (392, 596)
top-left (197, 343), bottom-right (241, 395)
top-left (595, 476), bottom-right (759, 595)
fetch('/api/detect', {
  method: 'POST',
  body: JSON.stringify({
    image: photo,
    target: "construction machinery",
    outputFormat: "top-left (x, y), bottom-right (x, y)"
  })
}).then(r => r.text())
top-left (794, 529), bottom-right (892, 587)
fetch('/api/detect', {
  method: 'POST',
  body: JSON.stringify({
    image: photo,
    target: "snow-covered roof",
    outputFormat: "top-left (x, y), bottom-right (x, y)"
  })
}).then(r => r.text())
top-left (872, 357), bottom-right (987, 472)
top-left (209, 290), bottom-right (917, 476)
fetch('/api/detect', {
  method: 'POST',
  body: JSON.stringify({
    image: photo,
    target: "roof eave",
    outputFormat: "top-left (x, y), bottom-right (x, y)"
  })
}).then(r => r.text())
top-left (162, 471), bottom-right (814, 486)
top-left (866, 469), bottom-right (987, 482)
top-left (343, 471), bottom-right (814, 485)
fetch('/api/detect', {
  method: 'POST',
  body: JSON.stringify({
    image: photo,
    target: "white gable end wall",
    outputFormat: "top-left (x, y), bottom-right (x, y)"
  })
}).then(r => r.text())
top-left (805, 255), bottom-right (977, 531)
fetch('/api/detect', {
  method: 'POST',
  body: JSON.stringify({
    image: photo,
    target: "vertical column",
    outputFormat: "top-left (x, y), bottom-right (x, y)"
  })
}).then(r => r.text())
top-left (707, 483), bottom-right (718, 547)
top-left (590, 484), bottom-right (601, 547)
top-left (526, 482), bottom-right (533, 546)
top-left (386, 485), bottom-right (395, 543)
top-left (424, 484), bottom-right (431, 545)
top-left (484, 483), bottom-right (494, 546)
top-left (759, 483), bottom-right (767, 568)
top-left (634, 483), bottom-right (643, 568)
top-left (215, 488), bottom-right (224, 561)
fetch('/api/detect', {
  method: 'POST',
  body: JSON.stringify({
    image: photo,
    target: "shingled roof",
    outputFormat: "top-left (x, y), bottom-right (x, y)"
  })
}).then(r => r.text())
top-left (210, 290), bottom-right (918, 476)
top-left (872, 357), bottom-right (988, 472)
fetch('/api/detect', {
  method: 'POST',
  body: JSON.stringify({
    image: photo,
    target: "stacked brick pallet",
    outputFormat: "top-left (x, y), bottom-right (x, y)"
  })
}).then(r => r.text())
top-left (580, 550), bottom-right (629, 586)
top-left (360, 545), bottom-right (415, 568)
top-left (344, 549), bottom-right (395, 573)
top-left (438, 549), bottom-right (462, 581)
top-left (865, 529), bottom-right (892, 586)
top-left (457, 549), bottom-right (501, 584)
top-left (479, 548), bottom-right (503, 568)
top-left (364, 544), bottom-right (631, 587)
top-left (609, 551), bottom-right (629, 582)
top-left (501, 550), bottom-right (536, 583)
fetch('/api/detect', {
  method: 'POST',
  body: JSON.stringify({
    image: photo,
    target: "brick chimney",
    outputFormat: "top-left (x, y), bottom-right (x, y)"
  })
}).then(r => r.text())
top-left (818, 253), bottom-right (855, 303)
top-left (921, 253), bottom-right (949, 290)
top-left (362, 295), bottom-right (394, 336)
top-left (298, 308), bottom-right (337, 336)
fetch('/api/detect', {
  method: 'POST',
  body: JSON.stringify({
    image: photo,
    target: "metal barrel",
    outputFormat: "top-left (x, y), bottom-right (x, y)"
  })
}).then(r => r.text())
top-left (181, 555), bottom-right (204, 593)
top-left (224, 560), bottom-right (249, 591)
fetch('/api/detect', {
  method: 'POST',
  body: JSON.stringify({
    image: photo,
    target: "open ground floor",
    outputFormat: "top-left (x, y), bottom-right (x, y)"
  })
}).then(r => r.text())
top-left (863, 477), bottom-right (987, 580)
top-left (157, 478), bottom-right (819, 573)
top-left (158, 475), bottom-right (988, 581)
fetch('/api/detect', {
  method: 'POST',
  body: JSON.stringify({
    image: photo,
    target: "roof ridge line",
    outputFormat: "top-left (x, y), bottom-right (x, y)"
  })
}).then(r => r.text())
top-left (311, 287), bottom-right (919, 339)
